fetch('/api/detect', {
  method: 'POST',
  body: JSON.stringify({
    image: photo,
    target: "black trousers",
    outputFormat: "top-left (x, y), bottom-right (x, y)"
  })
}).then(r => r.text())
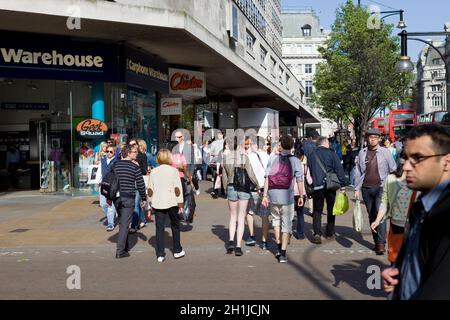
top-left (361, 186), bottom-right (386, 245)
top-left (114, 196), bottom-right (135, 255)
top-left (154, 206), bottom-right (182, 257)
top-left (312, 188), bottom-right (337, 236)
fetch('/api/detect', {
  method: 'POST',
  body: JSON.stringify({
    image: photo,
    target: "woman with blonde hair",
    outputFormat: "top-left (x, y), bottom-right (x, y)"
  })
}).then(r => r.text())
top-left (94, 141), bottom-right (108, 165)
top-left (148, 148), bottom-right (185, 262)
top-left (129, 138), bottom-right (149, 232)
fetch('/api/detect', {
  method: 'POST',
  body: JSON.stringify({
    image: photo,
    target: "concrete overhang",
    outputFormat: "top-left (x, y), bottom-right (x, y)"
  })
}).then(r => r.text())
top-left (0, 0), bottom-right (320, 122)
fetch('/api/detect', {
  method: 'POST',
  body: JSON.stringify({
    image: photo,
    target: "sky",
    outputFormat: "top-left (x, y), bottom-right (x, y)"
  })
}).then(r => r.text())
top-left (281, 0), bottom-right (450, 62)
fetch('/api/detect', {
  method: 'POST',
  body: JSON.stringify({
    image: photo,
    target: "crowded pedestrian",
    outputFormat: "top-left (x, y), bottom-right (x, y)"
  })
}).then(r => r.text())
top-left (129, 138), bottom-right (149, 232)
top-left (222, 137), bottom-right (260, 256)
top-left (210, 132), bottom-right (225, 198)
top-left (370, 151), bottom-right (415, 265)
top-left (307, 136), bottom-right (345, 244)
top-left (100, 144), bottom-right (118, 231)
top-left (354, 128), bottom-right (397, 255)
top-left (147, 148), bottom-right (185, 262)
top-left (113, 144), bottom-right (147, 259)
top-left (382, 124), bottom-right (450, 299)
top-left (244, 137), bottom-right (270, 249)
top-left (262, 135), bottom-right (304, 263)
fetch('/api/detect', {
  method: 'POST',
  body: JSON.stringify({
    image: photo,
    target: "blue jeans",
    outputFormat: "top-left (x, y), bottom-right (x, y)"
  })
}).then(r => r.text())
top-left (201, 163), bottom-right (208, 180)
top-left (349, 166), bottom-right (356, 186)
top-left (100, 194), bottom-right (116, 227)
top-left (294, 196), bottom-right (305, 237)
top-left (361, 186), bottom-right (386, 245)
top-left (132, 191), bottom-right (146, 228)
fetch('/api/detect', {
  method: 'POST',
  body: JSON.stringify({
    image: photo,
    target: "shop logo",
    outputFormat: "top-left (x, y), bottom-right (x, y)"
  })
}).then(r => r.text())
top-left (76, 119), bottom-right (108, 138)
top-left (126, 58), bottom-right (168, 81)
top-left (170, 72), bottom-right (203, 91)
top-left (0, 48), bottom-right (103, 69)
top-left (160, 97), bottom-right (182, 115)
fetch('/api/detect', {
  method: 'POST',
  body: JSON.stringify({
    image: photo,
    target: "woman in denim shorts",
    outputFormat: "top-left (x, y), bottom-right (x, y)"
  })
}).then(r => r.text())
top-left (221, 138), bottom-right (260, 256)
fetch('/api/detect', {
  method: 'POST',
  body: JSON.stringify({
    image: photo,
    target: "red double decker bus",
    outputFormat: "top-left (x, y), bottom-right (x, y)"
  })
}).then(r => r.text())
top-left (368, 117), bottom-right (385, 135)
top-left (384, 109), bottom-right (417, 141)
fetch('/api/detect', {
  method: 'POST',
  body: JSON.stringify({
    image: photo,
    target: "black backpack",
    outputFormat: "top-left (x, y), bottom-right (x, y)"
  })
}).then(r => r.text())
top-left (100, 164), bottom-right (120, 201)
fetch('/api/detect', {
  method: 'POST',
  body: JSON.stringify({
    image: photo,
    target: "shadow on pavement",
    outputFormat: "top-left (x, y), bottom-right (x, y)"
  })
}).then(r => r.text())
top-left (148, 231), bottom-right (183, 255)
top-left (330, 257), bottom-right (389, 298)
top-left (211, 224), bottom-right (228, 251)
top-left (107, 231), bottom-right (148, 251)
top-left (334, 226), bottom-right (374, 250)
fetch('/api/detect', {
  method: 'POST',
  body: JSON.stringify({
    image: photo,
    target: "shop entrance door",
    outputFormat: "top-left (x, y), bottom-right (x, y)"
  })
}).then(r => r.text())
top-left (29, 119), bottom-right (50, 189)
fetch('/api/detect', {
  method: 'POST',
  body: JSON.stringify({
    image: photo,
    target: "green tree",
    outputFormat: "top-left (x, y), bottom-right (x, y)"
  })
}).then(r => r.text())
top-left (312, 0), bottom-right (412, 146)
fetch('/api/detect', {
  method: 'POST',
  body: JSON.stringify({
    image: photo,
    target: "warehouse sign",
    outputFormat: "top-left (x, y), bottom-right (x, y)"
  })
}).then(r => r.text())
top-left (0, 48), bottom-right (104, 69)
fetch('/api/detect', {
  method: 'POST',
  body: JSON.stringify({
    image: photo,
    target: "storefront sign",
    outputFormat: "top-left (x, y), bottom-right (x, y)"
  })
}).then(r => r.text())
top-left (76, 119), bottom-right (108, 138)
top-left (160, 97), bottom-right (182, 115)
top-left (0, 31), bottom-right (120, 82)
top-left (1, 102), bottom-right (49, 110)
top-left (169, 68), bottom-right (206, 97)
top-left (124, 46), bottom-right (169, 93)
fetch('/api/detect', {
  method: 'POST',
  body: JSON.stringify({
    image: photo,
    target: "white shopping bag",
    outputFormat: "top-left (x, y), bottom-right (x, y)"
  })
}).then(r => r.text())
top-left (353, 200), bottom-right (363, 233)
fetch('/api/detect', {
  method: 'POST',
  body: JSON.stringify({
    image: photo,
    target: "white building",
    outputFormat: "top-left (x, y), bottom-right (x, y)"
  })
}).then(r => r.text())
top-left (416, 41), bottom-right (447, 115)
top-left (281, 7), bottom-right (337, 137)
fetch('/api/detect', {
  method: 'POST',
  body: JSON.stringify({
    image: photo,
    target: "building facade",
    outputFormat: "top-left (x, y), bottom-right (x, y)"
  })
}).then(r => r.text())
top-left (281, 7), bottom-right (336, 137)
top-left (0, 0), bottom-right (319, 192)
top-left (416, 41), bottom-right (447, 115)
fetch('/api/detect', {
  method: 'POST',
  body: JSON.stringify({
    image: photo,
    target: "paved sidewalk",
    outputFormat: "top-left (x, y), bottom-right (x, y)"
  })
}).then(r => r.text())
top-left (0, 183), bottom-right (389, 300)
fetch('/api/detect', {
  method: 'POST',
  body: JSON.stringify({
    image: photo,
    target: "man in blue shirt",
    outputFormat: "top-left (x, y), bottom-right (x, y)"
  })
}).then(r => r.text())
top-left (382, 124), bottom-right (450, 299)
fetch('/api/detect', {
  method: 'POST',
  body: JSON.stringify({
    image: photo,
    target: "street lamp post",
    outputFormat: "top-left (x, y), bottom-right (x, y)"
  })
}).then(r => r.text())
top-left (396, 30), bottom-right (450, 111)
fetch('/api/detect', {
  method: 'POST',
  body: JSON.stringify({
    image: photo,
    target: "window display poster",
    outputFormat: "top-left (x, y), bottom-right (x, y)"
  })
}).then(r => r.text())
top-left (78, 142), bottom-right (95, 184)
top-left (87, 164), bottom-right (102, 185)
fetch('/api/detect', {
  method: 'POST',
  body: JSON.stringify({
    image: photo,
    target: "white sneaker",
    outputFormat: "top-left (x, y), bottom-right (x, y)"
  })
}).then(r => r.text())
top-left (157, 256), bottom-right (165, 263)
top-left (173, 250), bottom-right (185, 259)
top-left (196, 190), bottom-right (200, 196)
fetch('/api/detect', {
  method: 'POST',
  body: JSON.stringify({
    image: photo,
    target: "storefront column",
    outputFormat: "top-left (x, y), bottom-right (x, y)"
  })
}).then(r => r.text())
top-left (91, 82), bottom-right (105, 121)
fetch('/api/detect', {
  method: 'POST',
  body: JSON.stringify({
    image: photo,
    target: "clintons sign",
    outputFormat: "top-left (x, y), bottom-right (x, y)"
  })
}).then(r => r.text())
top-left (169, 68), bottom-right (206, 97)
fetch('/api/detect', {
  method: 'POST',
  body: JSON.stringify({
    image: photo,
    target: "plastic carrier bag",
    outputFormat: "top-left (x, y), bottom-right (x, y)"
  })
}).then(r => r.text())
top-left (333, 191), bottom-right (349, 216)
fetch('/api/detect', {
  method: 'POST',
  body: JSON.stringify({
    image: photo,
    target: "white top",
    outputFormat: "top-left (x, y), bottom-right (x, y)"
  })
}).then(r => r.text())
top-left (148, 164), bottom-right (184, 210)
top-left (248, 151), bottom-right (269, 188)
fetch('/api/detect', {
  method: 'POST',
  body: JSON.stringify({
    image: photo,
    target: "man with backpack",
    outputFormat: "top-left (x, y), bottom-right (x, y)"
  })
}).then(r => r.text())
top-left (102, 143), bottom-right (147, 259)
top-left (307, 136), bottom-right (346, 244)
top-left (262, 135), bottom-right (304, 263)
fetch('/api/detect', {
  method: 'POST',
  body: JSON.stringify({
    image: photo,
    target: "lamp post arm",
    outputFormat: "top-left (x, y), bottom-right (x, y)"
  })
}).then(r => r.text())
top-left (408, 37), bottom-right (448, 76)
top-left (380, 13), bottom-right (401, 20)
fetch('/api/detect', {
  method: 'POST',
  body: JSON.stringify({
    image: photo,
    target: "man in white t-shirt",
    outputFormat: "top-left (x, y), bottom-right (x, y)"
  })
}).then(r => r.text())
top-left (245, 137), bottom-right (271, 250)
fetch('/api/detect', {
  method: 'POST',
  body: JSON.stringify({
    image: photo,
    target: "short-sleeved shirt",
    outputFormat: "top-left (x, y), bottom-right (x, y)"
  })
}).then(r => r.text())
top-left (265, 150), bottom-right (303, 205)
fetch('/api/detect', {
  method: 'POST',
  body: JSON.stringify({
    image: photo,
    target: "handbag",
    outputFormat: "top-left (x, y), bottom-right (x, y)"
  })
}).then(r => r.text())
top-left (303, 164), bottom-right (315, 197)
top-left (387, 224), bottom-right (404, 263)
top-left (387, 191), bottom-right (417, 263)
top-left (233, 166), bottom-right (252, 192)
top-left (313, 152), bottom-right (341, 191)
